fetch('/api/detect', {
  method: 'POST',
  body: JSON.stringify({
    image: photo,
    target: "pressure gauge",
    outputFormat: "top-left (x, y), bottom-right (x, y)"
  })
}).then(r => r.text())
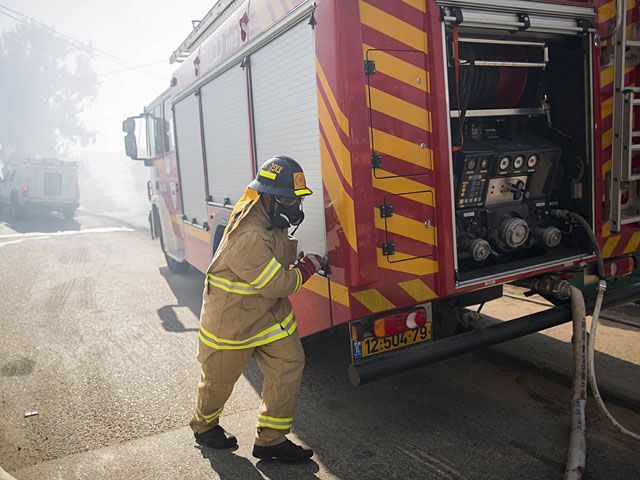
top-left (499, 156), bottom-right (510, 171)
top-left (466, 158), bottom-right (477, 171)
top-left (527, 154), bottom-right (538, 168)
top-left (480, 158), bottom-right (489, 170)
top-left (513, 155), bottom-right (524, 170)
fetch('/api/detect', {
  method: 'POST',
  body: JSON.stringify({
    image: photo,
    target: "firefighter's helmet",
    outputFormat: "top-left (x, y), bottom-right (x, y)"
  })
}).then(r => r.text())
top-left (248, 156), bottom-right (313, 198)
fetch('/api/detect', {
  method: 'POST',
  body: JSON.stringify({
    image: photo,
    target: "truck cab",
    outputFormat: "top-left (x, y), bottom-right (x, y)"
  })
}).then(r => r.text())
top-left (0, 158), bottom-right (80, 219)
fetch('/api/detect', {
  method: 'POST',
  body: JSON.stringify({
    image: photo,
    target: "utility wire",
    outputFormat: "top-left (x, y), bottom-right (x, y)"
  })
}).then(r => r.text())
top-left (96, 60), bottom-right (168, 77)
top-left (0, 3), bottom-right (168, 81)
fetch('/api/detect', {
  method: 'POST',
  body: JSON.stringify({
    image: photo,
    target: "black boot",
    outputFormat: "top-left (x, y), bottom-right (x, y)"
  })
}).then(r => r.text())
top-left (252, 439), bottom-right (314, 462)
top-left (194, 425), bottom-right (237, 449)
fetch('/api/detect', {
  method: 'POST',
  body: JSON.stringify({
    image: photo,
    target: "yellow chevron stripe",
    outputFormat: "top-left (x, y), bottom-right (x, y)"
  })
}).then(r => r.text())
top-left (624, 231), bottom-right (640, 253)
top-left (602, 220), bottom-right (612, 238)
top-left (603, 236), bottom-right (621, 258)
top-left (330, 280), bottom-right (351, 307)
top-left (319, 135), bottom-right (358, 252)
top-left (184, 223), bottom-right (211, 243)
top-left (601, 67), bottom-right (613, 88)
top-left (598, 0), bottom-right (615, 23)
top-left (602, 97), bottom-right (612, 121)
top-left (301, 274), bottom-right (329, 298)
top-left (601, 65), bottom-right (634, 88)
top-left (359, 1), bottom-right (428, 53)
top-left (372, 128), bottom-right (433, 170)
top-left (351, 288), bottom-right (395, 313)
top-left (602, 159), bottom-right (612, 177)
top-left (363, 44), bottom-right (430, 93)
top-left (401, 0), bottom-right (426, 12)
top-left (367, 86), bottom-right (431, 132)
top-left (372, 171), bottom-right (436, 204)
top-left (603, 128), bottom-right (612, 150)
top-left (318, 92), bottom-right (352, 186)
top-left (377, 248), bottom-right (438, 276)
top-left (374, 208), bottom-right (437, 246)
top-left (398, 279), bottom-right (437, 302)
top-left (316, 60), bottom-right (349, 135)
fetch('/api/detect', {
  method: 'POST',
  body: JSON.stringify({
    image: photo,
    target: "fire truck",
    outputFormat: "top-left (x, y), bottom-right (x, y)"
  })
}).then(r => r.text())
top-left (124, 0), bottom-right (640, 385)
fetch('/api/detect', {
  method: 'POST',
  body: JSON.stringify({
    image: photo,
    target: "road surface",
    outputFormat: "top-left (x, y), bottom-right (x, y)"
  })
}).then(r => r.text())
top-left (1, 209), bottom-right (639, 479)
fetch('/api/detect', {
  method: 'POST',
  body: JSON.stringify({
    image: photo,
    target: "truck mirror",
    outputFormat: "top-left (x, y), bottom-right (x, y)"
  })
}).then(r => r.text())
top-left (122, 114), bottom-right (151, 163)
top-left (124, 133), bottom-right (138, 159)
top-left (122, 117), bottom-right (136, 134)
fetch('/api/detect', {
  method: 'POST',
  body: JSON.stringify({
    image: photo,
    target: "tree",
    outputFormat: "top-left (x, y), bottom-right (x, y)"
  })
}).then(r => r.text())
top-left (0, 21), bottom-right (98, 160)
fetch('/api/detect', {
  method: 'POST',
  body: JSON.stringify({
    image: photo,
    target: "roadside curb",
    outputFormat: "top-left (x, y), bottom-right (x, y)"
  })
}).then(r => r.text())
top-left (0, 465), bottom-right (18, 480)
top-left (477, 346), bottom-right (640, 413)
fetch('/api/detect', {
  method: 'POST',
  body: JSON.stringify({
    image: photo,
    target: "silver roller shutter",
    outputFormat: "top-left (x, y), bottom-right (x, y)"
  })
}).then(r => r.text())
top-left (250, 21), bottom-right (326, 256)
top-left (201, 64), bottom-right (252, 205)
top-left (174, 94), bottom-right (207, 224)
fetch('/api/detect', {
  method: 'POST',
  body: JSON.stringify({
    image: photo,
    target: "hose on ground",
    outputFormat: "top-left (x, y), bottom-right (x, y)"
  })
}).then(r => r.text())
top-left (549, 210), bottom-right (638, 480)
top-left (587, 280), bottom-right (640, 441)
top-left (564, 285), bottom-right (587, 480)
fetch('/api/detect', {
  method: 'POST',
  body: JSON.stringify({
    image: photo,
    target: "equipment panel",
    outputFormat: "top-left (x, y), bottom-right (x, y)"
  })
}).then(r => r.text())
top-left (454, 136), bottom-right (564, 270)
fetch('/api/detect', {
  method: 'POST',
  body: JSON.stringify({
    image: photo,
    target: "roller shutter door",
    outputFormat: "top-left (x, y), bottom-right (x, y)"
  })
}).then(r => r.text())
top-left (250, 21), bottom-right (326, 255)
top-left (201, 64), bottom-right (252, 205)
top-left (174, 94), bottom-right (207, 224)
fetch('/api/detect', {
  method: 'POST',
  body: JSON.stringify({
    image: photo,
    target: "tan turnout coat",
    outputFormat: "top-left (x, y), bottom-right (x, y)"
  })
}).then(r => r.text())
top-left (197, 194), bottom-right (302, 360)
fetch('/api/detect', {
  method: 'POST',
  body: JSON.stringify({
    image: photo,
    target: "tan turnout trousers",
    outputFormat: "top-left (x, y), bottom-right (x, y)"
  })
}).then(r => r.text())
top-left (189, 189), bottom-right (305, 446)
top-left (190, 330), bottom-right (305, 446)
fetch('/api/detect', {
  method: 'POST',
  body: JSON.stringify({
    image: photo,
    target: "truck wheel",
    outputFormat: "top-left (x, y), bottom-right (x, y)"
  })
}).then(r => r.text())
top-left (10, 195), bottom-right (25, 220)
top-left (62, 207), bottom-right (76, 220)
top-left (165, 253), bottom-right (189, 273)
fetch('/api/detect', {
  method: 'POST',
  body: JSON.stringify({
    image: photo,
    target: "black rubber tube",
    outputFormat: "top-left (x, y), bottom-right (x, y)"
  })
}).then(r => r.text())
top-left (349, 282), bottom-right (640, 387)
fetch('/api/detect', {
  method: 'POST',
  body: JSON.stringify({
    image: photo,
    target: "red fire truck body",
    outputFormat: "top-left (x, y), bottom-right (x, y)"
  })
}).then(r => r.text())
top-left (125, 0), bottom-right (640, 377)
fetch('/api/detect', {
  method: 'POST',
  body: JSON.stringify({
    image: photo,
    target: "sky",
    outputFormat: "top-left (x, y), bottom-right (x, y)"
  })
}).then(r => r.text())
top-left (0, 0), bottom-right (213, 153)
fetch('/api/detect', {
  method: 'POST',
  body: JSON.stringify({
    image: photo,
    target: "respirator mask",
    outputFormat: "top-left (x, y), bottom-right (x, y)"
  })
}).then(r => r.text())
top-left (269, 195), bottom-right (305, 232)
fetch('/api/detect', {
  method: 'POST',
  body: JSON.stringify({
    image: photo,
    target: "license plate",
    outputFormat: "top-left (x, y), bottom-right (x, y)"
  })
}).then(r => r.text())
top-left (352, 322), bottom-right (432, 361)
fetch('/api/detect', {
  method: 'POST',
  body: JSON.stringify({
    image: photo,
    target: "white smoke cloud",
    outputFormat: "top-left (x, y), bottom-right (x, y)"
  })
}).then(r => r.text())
top-left (67, 149), bottom-right (150, 226)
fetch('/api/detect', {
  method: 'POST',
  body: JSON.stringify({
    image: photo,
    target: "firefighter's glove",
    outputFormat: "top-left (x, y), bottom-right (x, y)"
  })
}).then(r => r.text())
top-left (295, 254), bottom-right (323, 284)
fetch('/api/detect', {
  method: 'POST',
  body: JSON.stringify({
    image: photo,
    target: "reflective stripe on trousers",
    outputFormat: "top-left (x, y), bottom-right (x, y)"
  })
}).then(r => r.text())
top-left (198, 310), bottom-right (297, 350)
top-left (257, 414), bottom-right (293, 430)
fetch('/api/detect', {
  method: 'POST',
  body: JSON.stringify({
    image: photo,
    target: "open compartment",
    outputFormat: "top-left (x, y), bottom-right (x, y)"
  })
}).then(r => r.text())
top-left (440, 3), bottom-right (596, 285)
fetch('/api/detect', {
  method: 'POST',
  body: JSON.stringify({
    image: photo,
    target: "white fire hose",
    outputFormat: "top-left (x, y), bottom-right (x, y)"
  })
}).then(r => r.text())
top-left (546, 210), bottom-right (640, 480)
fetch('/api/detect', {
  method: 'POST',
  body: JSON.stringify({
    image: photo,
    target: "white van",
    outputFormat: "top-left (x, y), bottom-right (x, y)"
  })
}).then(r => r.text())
top-left (0, 158), bottom-right (80, 219)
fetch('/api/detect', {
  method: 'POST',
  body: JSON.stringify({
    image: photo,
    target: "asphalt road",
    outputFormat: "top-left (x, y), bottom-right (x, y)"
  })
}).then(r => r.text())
top-left (1, 209), bottom-right (640, 479)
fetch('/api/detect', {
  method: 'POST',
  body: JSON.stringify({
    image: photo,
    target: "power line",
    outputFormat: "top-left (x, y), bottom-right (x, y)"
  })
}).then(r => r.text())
top-left (0, 3), bottom-right (168, 81)
top-left (96, 60), bottom-right (168, 77)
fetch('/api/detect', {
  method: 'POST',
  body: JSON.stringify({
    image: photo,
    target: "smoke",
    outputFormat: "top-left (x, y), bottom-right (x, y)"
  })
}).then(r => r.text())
top-left (68, 150), bottom-right (150, 226)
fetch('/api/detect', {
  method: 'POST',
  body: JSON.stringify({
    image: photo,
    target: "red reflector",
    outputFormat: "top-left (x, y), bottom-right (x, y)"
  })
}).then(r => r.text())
top-left (373, 308), bottom-right (427, 338)
top-left (21, 183), bottom-right (29, 195)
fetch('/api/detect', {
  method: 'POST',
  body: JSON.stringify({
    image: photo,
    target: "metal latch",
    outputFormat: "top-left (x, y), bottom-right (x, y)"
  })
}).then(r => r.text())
top-left (380, 204), bottom-right (393, 218)
top-left (364, 59), bottom-right (376, 75)
top-left (382, 242), bottom-right (396, 256)
top-left (371, 153), bottom-right (382, 168)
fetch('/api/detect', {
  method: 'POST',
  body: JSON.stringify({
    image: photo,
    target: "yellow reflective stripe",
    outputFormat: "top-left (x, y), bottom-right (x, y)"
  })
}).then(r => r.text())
top-left (260, 415), bottom-right (293, 422)
top-left (294, 188), bottom-right (312, 196)
top-left (293, 268), bottom-right (302, 293)
top-left (257, 413), bottom-right (293, 429)
top-left (198, 311), bottom-right (297, 350)
top-left (207, 274), bottom-right (259, 295)
top-left (203, 406), bottom-right (224, 422)
top-left (259, 170), bottom-right (276, 180)
top-left (257, 421), bottom-right (292, 430)
top-left (251, 258), bottom-right (282, 289)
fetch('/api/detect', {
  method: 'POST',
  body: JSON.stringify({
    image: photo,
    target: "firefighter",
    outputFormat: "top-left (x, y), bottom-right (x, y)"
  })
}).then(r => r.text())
top-left (189, 156), bottom-right (323, 463)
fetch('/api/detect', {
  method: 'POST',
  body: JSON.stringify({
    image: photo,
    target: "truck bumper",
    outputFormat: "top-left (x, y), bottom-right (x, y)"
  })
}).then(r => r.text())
top-left (349, 282), bottom-right (640, 387)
